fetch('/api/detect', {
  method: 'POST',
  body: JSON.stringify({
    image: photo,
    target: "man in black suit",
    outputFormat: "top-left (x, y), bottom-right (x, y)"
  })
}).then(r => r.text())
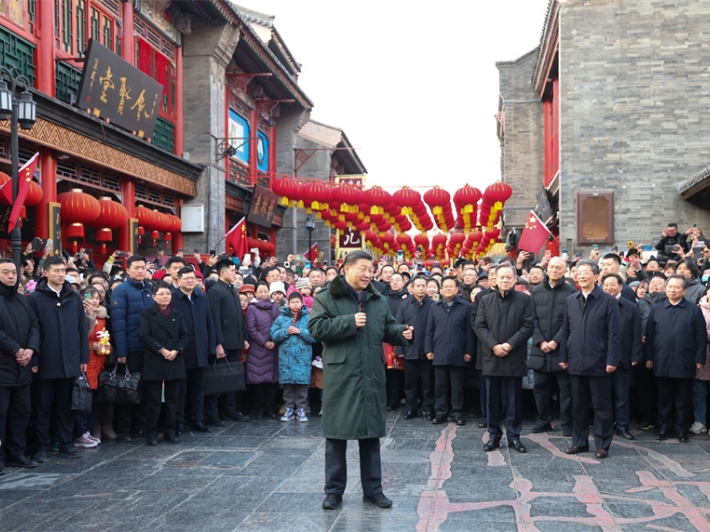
top-left (559, 260), bottom-right (620, 459)
top-left (206, 259), bottom-right (250, 424)
top-left (600, 254), bottom-right (636, 302)
top-left (172, 267), bottom-right (217, 433)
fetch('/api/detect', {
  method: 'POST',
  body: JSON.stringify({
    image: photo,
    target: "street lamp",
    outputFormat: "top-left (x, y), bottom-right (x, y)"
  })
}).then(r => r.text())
top-left (305, 213), bottom-right (315, 263)
top-left (0, 67), bottom-right (37, 274)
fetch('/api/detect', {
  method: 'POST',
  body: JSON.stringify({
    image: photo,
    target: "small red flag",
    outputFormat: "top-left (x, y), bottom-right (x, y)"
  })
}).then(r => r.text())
top-left (517, 210), bottom-right (552, 254)
top-left (7, 152), bottom-right (39, 233)
top-left (304, 242), bottom-right (318, 262)
top-left (226, 217), bottom-right (248, 259)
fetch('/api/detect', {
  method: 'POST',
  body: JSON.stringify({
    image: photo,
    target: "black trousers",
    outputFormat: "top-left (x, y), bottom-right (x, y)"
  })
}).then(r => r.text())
top-left (404, 359), bottom-right (435, 413)
top-left (0, 384), bottom-right (31, 461)
top-left (434, 365), bottom-right (465, 419)
top-left (533, 370), bottom-right (573, 428)
top-left (656, 377), bottom-right (693, 434)
top-left (177, 367), bottom-right (206, 425)
top-left (205, 351), bottom-right (246, 419)
top-left (324, 438), bottom-right (382, 497)
top-left (570, 374), bottom-right (614, 451)
top-left (486, 376), bottom-right (523, 441)
top-left (32, 378), bottom-right (75, 453)
top-left (633, 364), bottom-right (658, 425)
top-left (143, 379), bottom-right (180, 436)
top-left (114, 351), bottom-right (146, 435)
top-left (386, 367), bottom-right (404, 408)
top-left (248, 382), bottom-right (279, 415)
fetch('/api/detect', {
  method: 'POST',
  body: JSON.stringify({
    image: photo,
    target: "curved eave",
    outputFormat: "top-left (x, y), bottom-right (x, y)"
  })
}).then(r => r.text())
top-left (679, 164), bottom-right (710, 200)
top-left (532, 0), bottom-right (559, 98)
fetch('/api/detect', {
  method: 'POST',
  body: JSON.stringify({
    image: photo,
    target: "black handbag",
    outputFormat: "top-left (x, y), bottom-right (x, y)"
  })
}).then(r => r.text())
top-left (98, 364), bottom-right (143, 404)
top-left (71, 372), bottom-right (93, 413)
top-left (204, 358), bottom-right (245, 396)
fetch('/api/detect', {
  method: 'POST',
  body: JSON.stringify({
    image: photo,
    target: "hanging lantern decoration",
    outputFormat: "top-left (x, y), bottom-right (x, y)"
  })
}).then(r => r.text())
top-left (272, 178), bottom-right (301, 207)
top-left (431, 233), bottom-right (448, 261)
top-left (136, 205), bottom-right (158, 245)
top-left (88, 197), bottom-right (129, 254)
top-left (462, 228), bottom-right (483, 259)
top-left (423, 187), bottom-right (454, 232)
top-left (447, 232), bottom-right (466, 259)
top-left (392, 187), bottom-right (421, 216)
top-left (0, 171), bottom-right (44, 207)
top-left (301, 180), bottom-right (332, 213)
top-left (163, 213), bottom-right (182, 245)
top-left (413, 233), bottom-right (430, 256)
top-left (453, 184), bottom-right (482, 232)
top-left (364, 186), bottom-right (392, 215)
top-left (480, 182), bottom-right (513, 230)
top-left (331, 182), bottom-right (362, 213)
top-left (58, 189), bottom-right (101, 252)
top-left (149, 210), bottom-right (172, 246)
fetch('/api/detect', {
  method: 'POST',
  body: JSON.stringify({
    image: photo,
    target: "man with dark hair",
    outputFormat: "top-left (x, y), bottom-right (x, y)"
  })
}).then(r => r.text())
top-left (600, 254), bottom-right (636, 302)
top-left (475, 263), bottom-right (535, 453)
top-left (527, 264), bottom-right (545, 287)
top-left (172, 267), bottom-right (216, 433)
top-left (207, 259), bottom-right (250, 425)
top-left (459, 267), bottom-right (479, 300)
top-left (309, 250), bottom-right (412, 510)
top-left (559, 259), bottom-right (620, 459)
top-left (260, 266), bottom-right (281, 285)
top-left (645, 274), bottom-right (706, 442)
top-left (656, 223), bottom-right (689, 265)
top-left (601, 273), bottom-right (643, 440)
top-left (455, 259), bottom-right (475, 283)
top-left (529, 256), bottom-right (576, 436)
top-left (166, 256), bottom-right (187, 290)
top-left (110, 255), bottom-right (154, 441)
top-left (307, 267), bottom-right (325, 289)
top-left (0, 259), bottom-right (40, 472)
top-left (29, 256), bottom-right (89, 461)
top-left (385, 272), bottom-right (408, 410)
top-left (426, 277), bottom-right (474, 426)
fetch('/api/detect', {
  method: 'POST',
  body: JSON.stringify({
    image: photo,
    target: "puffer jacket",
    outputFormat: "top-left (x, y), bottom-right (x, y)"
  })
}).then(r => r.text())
top-left (529, 279), bottom-right (576, 372)
top-left (110, 277), bottom-right (153, 358)
top-left (270, 305), bottom-right (315, 385)
top-left (245, 298), bottom-right (280, 384)
top-left (685, 278), bottom-right (706, 305)
top-left (697, 296), bottom-right (710, 381)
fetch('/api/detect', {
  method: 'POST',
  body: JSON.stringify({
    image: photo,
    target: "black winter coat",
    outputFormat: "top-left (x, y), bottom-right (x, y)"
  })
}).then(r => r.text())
top-left (28, 279), bottom-right (89, 380)
top-left (207, 280), bottom-right (248, 351)
top-left (386, 289), bottom-right (408, 320)
top-left (559, 285), bottom-right (621, 377)
top-left (172, 289), bottom-right (216, 369)
top-left (529, 280), bottom-right (576, 372)
top-left (638, 292), bottom-right (667, 334)
top-left (617, 297), bottom-right (643, 369)
top-left (139, 304), bottom-right (189, 381)
top-left (425, 296), bottom-right (475, 367)
top-left (395, 295), bottom-right (434, 360)
top-left (0, 283), bottom-right (40, 387)
top-left (475, 289), bottom-right (535, 377)
top-left (644, 298), bottom-right (706, 379)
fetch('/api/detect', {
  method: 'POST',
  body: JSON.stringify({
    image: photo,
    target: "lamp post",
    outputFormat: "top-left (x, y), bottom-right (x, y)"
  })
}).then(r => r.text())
top-left (305, 213), bottom-right (315, 263)
top-left (0, 67), bottom-right (37, 274)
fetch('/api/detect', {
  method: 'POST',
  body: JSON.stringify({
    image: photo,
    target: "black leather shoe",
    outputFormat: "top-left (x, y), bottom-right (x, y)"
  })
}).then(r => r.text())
top-left (477, 418), bottom-right (487, 428)
top-left (58, 447), bottom-right (80, 459)
top-left (117, 433), bottom-right (133, 443)
top-left (147, 435), bottom-right (158, 446)
top-left (656, 430), bottom-right (671, 440)
top-left (509, 440), bottom-right (527, 453)
top-left (224, 411), bottom-right (250, 422)
top-left (175, 423), bottom-right (184, 437)
top-left (432, 417), bottom-right (447, 425)
top-left (455, 418), bottom-right (466, 426)
top-left (191, 422), bottom-right (211, 432)
top-left (363, 493), bottom-right (393, 508)
top-left (206, 418), bottom-right (225, 428)
top-left (564, 445), bottom-right (589, 454)
top-left (403, 410), bottom-right (418, 420)
top-left (678, 433), bottom-right (690, 443)
top-left (5, 455), bottom-right (38, 468)
top-left (32, 451), bottom-right (47, 464)
top-left (424, 411), bottom-right (434, 421)
top-left (595, 449), bottom-right (609, 459)
top-left (616, 428), bottom-right (635, 440)
top-left (164, 433), bottom-right (180, 444)
top-left (484, 439), bottom-right (501, 452)
top-left (530, 422), bottom-right (552, 434)
top-left (322, 494), bottom-right (343, 510)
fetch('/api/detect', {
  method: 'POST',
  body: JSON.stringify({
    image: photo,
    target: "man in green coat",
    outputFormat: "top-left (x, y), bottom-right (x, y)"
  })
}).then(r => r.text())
top-left (309, 250), bottom-right (413, 510)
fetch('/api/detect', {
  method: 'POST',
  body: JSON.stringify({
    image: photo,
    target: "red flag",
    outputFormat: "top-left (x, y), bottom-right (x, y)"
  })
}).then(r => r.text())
top-left (7, 152), bottom-right (39, 233)
top-left (304, 242), bottom-right (318, 262)
top-left (226, 217), bottom-right (248, 259)
top-left (517, 210), bottom-right (552, 254)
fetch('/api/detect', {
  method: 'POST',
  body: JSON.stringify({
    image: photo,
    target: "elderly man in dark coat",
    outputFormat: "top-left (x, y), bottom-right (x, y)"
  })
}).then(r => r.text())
top-left (0, 259), bottom-right (40, 473)
top-left (645, 274), bottom-right (706, 442)
top-left (475, 263), bottom-right (535, 453)
top-left (28, 256), bottom-right (89, 462)
top-left (559, 260), bottom-right (620, 459)
top-left (309, 250), bottom-right (412, 511)
top-left (172, 267), bottom-right (216, 433)
top-left (426, 277), bottom-right (475, 426)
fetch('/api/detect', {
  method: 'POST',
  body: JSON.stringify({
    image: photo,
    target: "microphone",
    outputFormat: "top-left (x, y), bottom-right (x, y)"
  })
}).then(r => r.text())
top-left (358, 291), bottom-right (368, 314)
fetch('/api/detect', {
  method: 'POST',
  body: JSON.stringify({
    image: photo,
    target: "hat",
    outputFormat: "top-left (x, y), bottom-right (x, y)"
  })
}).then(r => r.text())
top-left (295, 277), bottom-right (310, 291)
top-left (151, 270), bottom-right (167, 281)
top-left (269, 281), bottom-right (286, 297)
top-left (65, 275), bottom-right (79, 286)
top-left (478, 272), bottom-right (489, 280)
top-left (629, 281), bottom-right (640, 288)
top-left (239, 284), bottom-right (256, 295)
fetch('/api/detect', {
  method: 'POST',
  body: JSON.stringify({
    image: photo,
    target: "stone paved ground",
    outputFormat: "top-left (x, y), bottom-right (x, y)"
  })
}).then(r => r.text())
top-left (2, 412), bottom-right (710, 531)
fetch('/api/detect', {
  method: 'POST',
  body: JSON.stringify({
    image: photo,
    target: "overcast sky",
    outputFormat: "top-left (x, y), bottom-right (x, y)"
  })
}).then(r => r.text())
top-left (236, 0), bottom-right (550, 194)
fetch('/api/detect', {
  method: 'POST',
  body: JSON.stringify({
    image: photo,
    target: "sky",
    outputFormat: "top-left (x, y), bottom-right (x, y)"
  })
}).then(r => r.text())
top-left (236, 0), bottom-right (550, 194)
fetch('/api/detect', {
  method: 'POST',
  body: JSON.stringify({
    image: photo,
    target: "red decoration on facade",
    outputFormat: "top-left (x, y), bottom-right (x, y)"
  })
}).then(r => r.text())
top-left (272, 178), bottom-right (301, 208)
top-left (90, 197), bottom-right (129, 253)
top-left (58, 189), bottom-right (102, 252)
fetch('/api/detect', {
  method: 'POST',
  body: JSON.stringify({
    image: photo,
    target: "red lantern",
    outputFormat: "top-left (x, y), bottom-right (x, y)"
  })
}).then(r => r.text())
top-left (364, 186), bottom-right (392, 215)
top-left (272, 178), bottom-right (301, 207)
top-left (136, 205), bottom-right (157, 244)
top-left (453, 184), bottom-right (482, 231)
top-left (392, 187), bottom-right (422, 215)
top-left (0, 171), bottom-right (44, 206)
top-left (431, 233), bottom-right (448, 260)
top-left (301, 180), bottom-right (331, 212)
top-left (58, 189), bottom-right (101, 252)
top-left (482, 182), bottom-right (513, 205)
top-left (331, 183), bottom-right (363, 213)
top-left (413, 233), bottom-right (429, 255)
top-left (163, 213), bottom-right (182, 245)
top-left (90, 197), bottom-right (128, 253)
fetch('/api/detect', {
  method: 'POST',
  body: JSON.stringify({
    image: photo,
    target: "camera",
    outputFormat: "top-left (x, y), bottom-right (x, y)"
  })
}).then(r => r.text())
top-left (665, 245), bottom-right (678, 255)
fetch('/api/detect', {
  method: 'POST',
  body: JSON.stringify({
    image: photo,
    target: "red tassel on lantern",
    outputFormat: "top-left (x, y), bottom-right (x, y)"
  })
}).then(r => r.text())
top-left (96, 228), bottom-right (113, 254)
top-left (65, 223), bottom-right (85, 253)
top-left (150, 230), bottom-right (160, 247)
top-left (137, 227), bottom-right (145, 244)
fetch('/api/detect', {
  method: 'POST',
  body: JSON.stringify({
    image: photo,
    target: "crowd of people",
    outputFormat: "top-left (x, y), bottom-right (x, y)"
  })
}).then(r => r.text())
top-left (1, 221), bottom-right (710, 478)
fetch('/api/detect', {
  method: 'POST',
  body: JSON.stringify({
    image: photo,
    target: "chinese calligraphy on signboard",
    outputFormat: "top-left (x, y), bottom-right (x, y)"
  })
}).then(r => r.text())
top-left (336, 175), bottom-right (366, 253)
top-left (78, 39), bottom-right (163, 139)
top-left (247, 185), bottom-right (279, 227)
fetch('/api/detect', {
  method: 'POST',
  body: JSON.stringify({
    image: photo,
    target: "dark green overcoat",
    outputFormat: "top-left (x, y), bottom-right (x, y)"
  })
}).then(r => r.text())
top-left (308, 274), bottom-right (410, 440)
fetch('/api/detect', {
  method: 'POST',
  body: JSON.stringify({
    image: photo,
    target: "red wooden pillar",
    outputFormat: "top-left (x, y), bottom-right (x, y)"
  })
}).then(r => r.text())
top-left (37, 0), bottom-right (55, 96)
top-left (121, 1), bottom-right (135, 64)
top-left (175, 46), bottom-right (184, 157)
top-left (173, 198), bottom-right (184, 253)
top-left (35, 152), bottom-right (56, 239)
top-left (543, 100), bottom-right (552, 187)
top-left (552, 78), bottom-right (560, 175)
top-left (249, 108), bottom-right (258, 186)
top-left (120, 179), bottom-right (135, 251)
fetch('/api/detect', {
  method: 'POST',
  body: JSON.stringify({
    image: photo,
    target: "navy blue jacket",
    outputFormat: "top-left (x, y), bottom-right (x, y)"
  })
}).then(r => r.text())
top-left (617, 296), bottom-right (643, 369)
top-left (424, 296), bottom-right (475, 367)
top-left (111, 277), bottom-right (154, 358)
top-left (207, 280), bottom-right (248, 351)
top-left (171, 288), bottom-right (217, 369)
top-left (644, 297), bottom-right (706, 379)
top-left (28, 279), bottom-right (89, 380)
top-left (559, 285), bottom-right (621, 377)
top-left (395, 295), bottom-right (434, 360)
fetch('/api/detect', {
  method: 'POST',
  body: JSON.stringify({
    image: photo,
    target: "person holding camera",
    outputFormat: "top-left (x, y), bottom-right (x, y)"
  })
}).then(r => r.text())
top-left (656, 223), bottom-right (690, 265)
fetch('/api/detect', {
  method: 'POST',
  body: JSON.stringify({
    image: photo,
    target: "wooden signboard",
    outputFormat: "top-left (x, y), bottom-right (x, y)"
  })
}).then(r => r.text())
top-left (577, 192), bottom-right (614, 245)
top-left (48, 202), bottom-right (62, 256)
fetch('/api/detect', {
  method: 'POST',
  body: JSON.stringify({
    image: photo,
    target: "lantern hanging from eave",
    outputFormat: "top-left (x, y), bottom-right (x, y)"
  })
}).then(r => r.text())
top-left (163, 213), bottom-right (182, 245)
top-left (90, 197), bottom-right (129, 253)
top-left (135, 205), bottom-right (157, 245)
top-left (272, 178), bottom-right (301, 208)
top-left (448, 232), bottom-right (466, 259)
top-left (431, 233), bottom-right (448, 261)
top-left (392, 187), bottom-right (421, 215)
top-left (481, 182), bottom-right (513, 230)
top-left (453, 184), bottom-right (482, 232)
top-left (0, 171), bottom-right (44, 207)
top-left (301, 180), bottom-right (331, 212)
top-left (413, 232), bottom-right (429, 255)
top-left (364, 186), bottom-right (392, 215)
top-left (331, 183), bottom-right (362, 213)
top-left (58, 189), bottom-right (101, 252)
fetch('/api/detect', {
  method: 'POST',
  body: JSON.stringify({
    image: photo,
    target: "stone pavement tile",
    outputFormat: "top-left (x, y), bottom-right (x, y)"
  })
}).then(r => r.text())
top-left (193, 435), bottom-right (266, 451)
top-left (382, 437), bottom-right (440, 452)
top-left (438, 518), bottom-right (519, 531)
top-left (328, 513), bottom-right (420, 532)
top-left (510, 466), bottom-right (580, 492)
top-left (673, 483), bottom-right (710, 507)
top-left (0, 470), bottom-right (74, 492)
top-left (340, 495), bottom-right (421, 519)
top-left (148, 503), bottom-right (249, 532)
top-left (0, 491), bottom-right (97, 531)
top-left (595, 478), bottom-right (673, 504)
top-left (619, 512), bottom-right (706, 531)
top-left (381, 479), bottom-right (431, 497)
top-left (235, 511), bottom-right (339, 532)
top-left (605, 500), bottom-right (658, 520)
top-left (46, 459), bottom-right (160, 496)
top-left (0, 487), bottom-right (39, 509)
top-left (381, 462), bottom-right (433, 481)
top-left (532, 523), bottom-right (605, 531)
top-left (380, 448), bottom-right (431, 465)
top-left (254, 492), bottom-right (333, 513)
top-left (528, 496), bottom-right (595, 518)
top-left (439, 505), bottom-right (518, 523)
top-left (258, 435), bottom-right (324, 452)
top-left (127, 469), bottom-right (220, 491)
top-left (219, 453), bottom-right (311, 477)
top-left (220, 421), bottom-right (285, 438)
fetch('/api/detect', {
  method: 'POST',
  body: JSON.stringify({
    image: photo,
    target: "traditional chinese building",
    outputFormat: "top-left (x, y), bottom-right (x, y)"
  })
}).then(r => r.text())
top-left (498, 0), bottom-right (710, 254)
